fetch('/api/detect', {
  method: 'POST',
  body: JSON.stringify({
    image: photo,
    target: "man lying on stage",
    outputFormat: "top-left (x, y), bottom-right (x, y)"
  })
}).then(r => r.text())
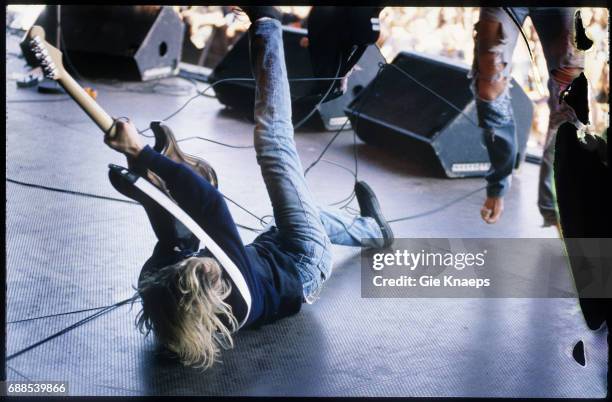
top-left (103, 8), bottom-right (394, 369)
top-left (471, 7), bottom-right (584, 225)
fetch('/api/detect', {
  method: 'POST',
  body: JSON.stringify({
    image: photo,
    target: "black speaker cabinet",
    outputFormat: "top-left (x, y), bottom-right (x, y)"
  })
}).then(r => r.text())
top-left (208, 26), bottom-right (385, 131)
top-left (345, 51), bottom-right (533, 178)
top-left (27, 6), bottom-right (184, 81)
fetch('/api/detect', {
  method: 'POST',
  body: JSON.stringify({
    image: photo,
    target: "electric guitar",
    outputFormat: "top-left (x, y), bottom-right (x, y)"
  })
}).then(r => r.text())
top-left (26, 26), bottom-right (254, 323)
top-left (24, 25), bottom-right (219, 195)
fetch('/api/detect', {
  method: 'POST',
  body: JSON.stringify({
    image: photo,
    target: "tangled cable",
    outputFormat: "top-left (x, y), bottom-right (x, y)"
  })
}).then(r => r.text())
top-left (6, 48), bottom-right (490, 363)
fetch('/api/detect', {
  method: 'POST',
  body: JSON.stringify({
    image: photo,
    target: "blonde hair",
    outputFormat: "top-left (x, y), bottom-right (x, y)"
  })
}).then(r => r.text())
top-left (135, 256), bottom-right (238, 369)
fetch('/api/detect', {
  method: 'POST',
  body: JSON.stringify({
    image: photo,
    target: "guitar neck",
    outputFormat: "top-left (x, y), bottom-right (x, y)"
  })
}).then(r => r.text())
top-left (57, 73), bottom-right (116, 137)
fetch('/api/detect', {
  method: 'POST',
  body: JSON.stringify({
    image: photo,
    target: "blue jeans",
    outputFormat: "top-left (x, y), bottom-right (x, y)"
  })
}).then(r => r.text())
top-left (249, 19), bottom-right (383, 303)
top-left (470, 7), bottom-right (584, 219)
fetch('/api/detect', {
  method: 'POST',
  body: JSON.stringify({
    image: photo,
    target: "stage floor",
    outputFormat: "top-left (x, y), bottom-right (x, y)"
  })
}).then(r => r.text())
top-left (5, 30), bottom-right (608, 397)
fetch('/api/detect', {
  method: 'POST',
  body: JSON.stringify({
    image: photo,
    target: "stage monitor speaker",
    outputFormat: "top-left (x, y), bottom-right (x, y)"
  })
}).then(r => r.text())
top-left (26, 6), bottom-right (184, 81)
top-left (208, 26), bottom-right (385, 131)
top-left (345, 51), bottom-right (533, 178)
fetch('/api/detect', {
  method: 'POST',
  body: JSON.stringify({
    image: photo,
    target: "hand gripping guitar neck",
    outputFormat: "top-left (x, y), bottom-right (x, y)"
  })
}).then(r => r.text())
top-left (25, 25), bottom-right (219, 189)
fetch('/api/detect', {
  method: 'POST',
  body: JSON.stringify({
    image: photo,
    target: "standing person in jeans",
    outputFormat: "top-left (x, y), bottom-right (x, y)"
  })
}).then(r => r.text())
top-left (104, 8), bottom-right (394, 369)
top-left (471, 7), bottom-right (584, 225)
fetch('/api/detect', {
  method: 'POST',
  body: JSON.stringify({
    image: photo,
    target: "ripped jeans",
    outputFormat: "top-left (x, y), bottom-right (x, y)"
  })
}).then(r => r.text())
top-left (469, 7), bottom-right (584, 221)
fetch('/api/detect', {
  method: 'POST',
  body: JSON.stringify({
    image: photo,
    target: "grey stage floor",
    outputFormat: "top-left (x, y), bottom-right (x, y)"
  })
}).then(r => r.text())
top-left (5, 31), bottom-right (608, 397)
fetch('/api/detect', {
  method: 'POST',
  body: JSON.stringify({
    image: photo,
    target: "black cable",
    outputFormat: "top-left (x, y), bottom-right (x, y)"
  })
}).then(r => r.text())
top-left (7, 177), bottom-right (263, 233)
top-left (133, 94), bottom-right (265, 229)
top-left (95, 77), bottom-right (195, 97)
top-left (387, 185), bottom-right (487, 223)
top-left (7, 178), bottom-right (139, 205)
top-left (300, 60), bottom-right (488, 222)
top-left (304, 62), bottom-right (386, 210)
top-left (11, 58), bottom-right (491, 227)
top-left (124, 71), bottom-right (361, 218)
top-left (7, 364), bottom-right (33, 381)
top-left (177, 136), bottom-right (254, 149)
top-left (179, 76), bottom-right (218, 98)
top-left (335, 67), bottom-right (384, 210)
top-left (97, 75), bottom-right (342, 100)
top-left (4, 177), bottom-right (259, 359)
top-left (320, 158), bottom-right (357, 178)
top-left (5, 38), bottom-right (497, 363)
top-left (7, 299), bottom-right (136, 324)
top-left (292, 57), bottom-right (342, 130)
top-left (221, 193), bottom-right (267, 228)
top-left (303, 122), bottom-right (348, 177)
top-left (137, 90), bottom-right (204, 136)
top-left (305, 62), bottom-right (386, 179)
top-left (24, 35), bottom-right (492, 221)
top-left (6, 364), bottom-right (34, 382)
top-left (385, 62), bottom-right (479, 128)
top-left (235, 222), bottom-right (262, 233)
top-left (6, 297), bottom-right (136, 361)
top-left (135, 77), bottom-right (251, 135)
top-left (135, 75), bottom-right (348, 136)
top-left (139, 48), bottom-right (488, 222)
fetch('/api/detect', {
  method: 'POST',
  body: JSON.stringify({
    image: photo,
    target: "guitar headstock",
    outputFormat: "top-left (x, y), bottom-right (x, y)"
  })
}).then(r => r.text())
top-left (26, 25), bottom-right (65, 81)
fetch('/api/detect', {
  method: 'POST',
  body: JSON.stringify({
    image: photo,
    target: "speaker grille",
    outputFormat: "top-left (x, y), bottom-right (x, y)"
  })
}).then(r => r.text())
top-left (355, 51), bottom-right (474, 140)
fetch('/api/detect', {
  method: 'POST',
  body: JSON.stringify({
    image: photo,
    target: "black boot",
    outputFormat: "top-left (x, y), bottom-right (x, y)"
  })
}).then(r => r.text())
top-left (354, 181), bottom-right (394, 248)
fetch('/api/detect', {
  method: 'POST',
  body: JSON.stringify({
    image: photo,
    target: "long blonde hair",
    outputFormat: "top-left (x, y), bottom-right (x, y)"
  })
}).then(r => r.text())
top-left (135, 256), bottom-right (238, 369)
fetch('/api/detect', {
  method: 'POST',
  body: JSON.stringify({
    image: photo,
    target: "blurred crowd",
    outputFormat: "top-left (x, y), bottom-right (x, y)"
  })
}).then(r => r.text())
top-left (180, 6), bottom-right (609, 143)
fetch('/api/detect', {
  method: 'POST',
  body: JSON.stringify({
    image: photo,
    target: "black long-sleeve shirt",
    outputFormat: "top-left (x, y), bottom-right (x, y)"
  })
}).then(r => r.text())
top-left (134, 145), bottom-right (303, 328)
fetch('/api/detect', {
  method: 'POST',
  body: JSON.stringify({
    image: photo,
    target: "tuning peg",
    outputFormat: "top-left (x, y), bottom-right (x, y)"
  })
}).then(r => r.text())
top-left (43, 67), bottom-right (58, 79)
top-left (38, 57), bottom-right (52, 68)
top-left (43, 61), bottom-right (56, 70)
top-left (29, 37), bottom-right (44, 53)
top-left (30, 37), bottom-right (42, 48)
top-left (34, 48), bottom-right (48, 57)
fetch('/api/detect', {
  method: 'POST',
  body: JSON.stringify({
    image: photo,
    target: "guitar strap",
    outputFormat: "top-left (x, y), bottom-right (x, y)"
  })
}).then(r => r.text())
top-left (110, 165), bottom-right (252, 329)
